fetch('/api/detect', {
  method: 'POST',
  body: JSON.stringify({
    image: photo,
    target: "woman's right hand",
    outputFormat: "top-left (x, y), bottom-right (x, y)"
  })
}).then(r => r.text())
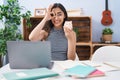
top-left (44, 4), bottom-right (54, 20)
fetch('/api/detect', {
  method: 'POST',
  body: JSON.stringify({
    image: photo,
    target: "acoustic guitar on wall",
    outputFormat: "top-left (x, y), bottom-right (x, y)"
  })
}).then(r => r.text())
top-left (101, 0), bottom-right (113, 26)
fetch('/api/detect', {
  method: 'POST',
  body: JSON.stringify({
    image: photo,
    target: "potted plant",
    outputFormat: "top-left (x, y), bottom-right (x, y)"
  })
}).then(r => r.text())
top-left (0, 0), bottom-right (31, 66)
top-left (102, 28), bottom-right (113, 43)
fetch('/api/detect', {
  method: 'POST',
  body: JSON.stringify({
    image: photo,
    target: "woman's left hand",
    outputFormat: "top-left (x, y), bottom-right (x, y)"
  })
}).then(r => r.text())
top-left (64, 27), bottom-right (76, 41)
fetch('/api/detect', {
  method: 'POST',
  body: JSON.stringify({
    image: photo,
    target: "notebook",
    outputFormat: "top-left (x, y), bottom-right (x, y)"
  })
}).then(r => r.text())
top-left (7, 41), bottom-right (52, 69)
top-left (3, 68), bottom-right (59, 80)
top-left (88, 69), bottom-right (105, 78)
top-left (64, 65), bottom-right (96, 78)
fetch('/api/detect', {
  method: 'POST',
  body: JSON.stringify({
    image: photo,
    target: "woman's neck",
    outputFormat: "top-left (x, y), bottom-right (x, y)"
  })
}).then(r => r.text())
top-left (54, 26), bottom-right (63, 30)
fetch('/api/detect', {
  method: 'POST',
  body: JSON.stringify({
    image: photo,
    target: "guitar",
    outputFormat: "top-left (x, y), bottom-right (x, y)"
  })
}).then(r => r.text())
top-left (101, 0), bottom-right (113, 26)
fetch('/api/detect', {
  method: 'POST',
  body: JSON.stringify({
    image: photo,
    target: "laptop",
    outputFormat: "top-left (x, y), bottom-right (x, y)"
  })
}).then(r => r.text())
top-left (7, 41), bottom-right (52, 69)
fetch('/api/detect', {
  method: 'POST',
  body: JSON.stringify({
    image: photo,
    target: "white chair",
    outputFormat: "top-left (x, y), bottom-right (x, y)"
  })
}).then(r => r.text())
top-left (75, 53), bottom-right (79, 61)
top-left (91, 46), bottom-right (120, 62)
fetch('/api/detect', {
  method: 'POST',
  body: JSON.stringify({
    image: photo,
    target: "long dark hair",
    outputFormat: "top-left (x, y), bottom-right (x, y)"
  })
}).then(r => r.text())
top-left (43, 3), bottom-right (68, 33)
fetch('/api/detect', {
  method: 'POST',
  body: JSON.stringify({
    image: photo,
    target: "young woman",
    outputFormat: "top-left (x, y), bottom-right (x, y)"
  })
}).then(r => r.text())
top-left (29, 3), bottom-right (76, 60)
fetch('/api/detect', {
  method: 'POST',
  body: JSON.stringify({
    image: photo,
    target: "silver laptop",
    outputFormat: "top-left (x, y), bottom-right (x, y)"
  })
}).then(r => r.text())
top-left (7, 41), bottom-right (52, 69)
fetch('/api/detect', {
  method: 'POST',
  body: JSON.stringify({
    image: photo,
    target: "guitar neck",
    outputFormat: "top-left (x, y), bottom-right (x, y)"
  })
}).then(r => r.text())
top-left (105, 0), bottom-right (108, 10)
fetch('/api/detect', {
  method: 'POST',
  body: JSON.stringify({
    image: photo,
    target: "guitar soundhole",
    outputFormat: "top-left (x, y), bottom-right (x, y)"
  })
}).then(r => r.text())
top-left (105, 13), bottom-right (109, 16)
top-left (105, 20), bottom-right (108, 23)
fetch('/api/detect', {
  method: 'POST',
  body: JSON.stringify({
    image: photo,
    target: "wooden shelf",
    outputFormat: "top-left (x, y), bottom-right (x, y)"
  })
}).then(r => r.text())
top-left (92, 42), bottom-right (120, 46)
top-left (76, 42), bottom-right (92, 46)
top-left (91, 42), bottom-right (120, 56)
top-left (23, 16), bottom-right (92, 60)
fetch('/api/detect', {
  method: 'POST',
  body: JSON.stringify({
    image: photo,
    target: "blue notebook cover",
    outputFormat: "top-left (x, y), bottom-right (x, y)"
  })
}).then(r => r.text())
top-left (64, 65), bottom-right (96, 78)
top-left (3, 68), bottom-right (59, 80)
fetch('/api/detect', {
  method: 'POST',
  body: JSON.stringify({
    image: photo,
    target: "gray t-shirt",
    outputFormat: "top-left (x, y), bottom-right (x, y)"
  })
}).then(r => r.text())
top-left (46, 27), bottom-right (68, 60)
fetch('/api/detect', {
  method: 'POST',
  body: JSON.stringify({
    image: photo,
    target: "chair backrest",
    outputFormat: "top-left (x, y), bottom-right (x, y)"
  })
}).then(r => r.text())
top-left (75, 53), bottom-right (79, 61)
top-left (91, 46), bottom-right (120, 62)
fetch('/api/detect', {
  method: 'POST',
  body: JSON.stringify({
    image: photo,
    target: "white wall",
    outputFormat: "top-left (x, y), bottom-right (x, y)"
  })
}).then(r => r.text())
top-left (1, 0), bottom-right (120, 42)
top-left (0, 0), bottom-right (4, 29)
top-left (0, 0), bottom-right (3, 5)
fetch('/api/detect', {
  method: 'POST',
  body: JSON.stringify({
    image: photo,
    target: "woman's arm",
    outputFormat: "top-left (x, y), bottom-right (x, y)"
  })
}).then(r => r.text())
top-left (29, 18), bottom-right (48, 41)
top-left (29, 5), bottom-right (53, 41)
top-left (64, 27), bottom-right (76, 60)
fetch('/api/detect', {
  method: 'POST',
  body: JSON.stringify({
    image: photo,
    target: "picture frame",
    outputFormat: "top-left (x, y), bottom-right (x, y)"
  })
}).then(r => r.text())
top-left (34, 8), bottom-right (46, 17)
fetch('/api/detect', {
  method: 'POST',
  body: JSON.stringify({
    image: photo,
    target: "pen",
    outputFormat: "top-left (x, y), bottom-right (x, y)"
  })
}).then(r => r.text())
top-left (103, 62), bottom-right (120, 70)
top-left (82, 62), bottom-right (101, 67)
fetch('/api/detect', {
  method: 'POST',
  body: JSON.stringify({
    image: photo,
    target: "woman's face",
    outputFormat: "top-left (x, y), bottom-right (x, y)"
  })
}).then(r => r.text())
top-left (51, 7), bottom-right (65, 29)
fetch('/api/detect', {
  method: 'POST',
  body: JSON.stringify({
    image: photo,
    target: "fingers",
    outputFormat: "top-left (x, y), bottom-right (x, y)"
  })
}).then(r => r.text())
top-left (64, 27), bottom-right (75, 40)
top-left (47, 4), bottom-right (54, 12)
top-left (64, 27), bottom-right (73, 37)
top-left (45, 4), bottom-right (54, 20)
top-left (64, 26), bottom-right (72, 32)
top-left (64, 21), bottom-right (73, 30)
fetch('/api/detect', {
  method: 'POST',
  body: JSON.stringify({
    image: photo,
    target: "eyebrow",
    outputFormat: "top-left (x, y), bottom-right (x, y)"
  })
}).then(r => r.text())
top-left (57, 12), bottom-right (62, 14)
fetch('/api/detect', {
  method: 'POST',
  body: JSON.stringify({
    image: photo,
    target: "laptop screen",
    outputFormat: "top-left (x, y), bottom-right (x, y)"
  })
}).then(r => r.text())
top-left (7, 41), bottom-right (52, 69)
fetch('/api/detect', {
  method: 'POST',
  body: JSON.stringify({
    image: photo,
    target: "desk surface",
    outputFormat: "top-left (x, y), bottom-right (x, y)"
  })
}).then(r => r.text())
top-left (0, 61), bottom-right (120, 80)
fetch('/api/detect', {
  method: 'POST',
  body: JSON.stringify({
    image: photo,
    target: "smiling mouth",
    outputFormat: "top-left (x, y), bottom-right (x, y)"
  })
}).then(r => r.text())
top-left (54, 21), bottom-right (59, 24)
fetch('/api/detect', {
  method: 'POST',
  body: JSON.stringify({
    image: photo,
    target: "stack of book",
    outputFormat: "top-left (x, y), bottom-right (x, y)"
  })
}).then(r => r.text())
top-left (63, 65), bottom-right (105, 78)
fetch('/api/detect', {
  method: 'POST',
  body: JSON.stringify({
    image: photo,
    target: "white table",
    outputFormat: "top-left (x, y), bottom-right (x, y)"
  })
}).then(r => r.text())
top-left (0, 61), bottom-right (120, 80)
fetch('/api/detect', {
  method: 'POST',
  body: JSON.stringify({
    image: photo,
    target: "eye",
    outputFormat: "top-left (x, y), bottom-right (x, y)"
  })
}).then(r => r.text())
top-left (50, 13), bottom-right (54, 17)
top-left (57, 13), bottom-right (62, 16)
